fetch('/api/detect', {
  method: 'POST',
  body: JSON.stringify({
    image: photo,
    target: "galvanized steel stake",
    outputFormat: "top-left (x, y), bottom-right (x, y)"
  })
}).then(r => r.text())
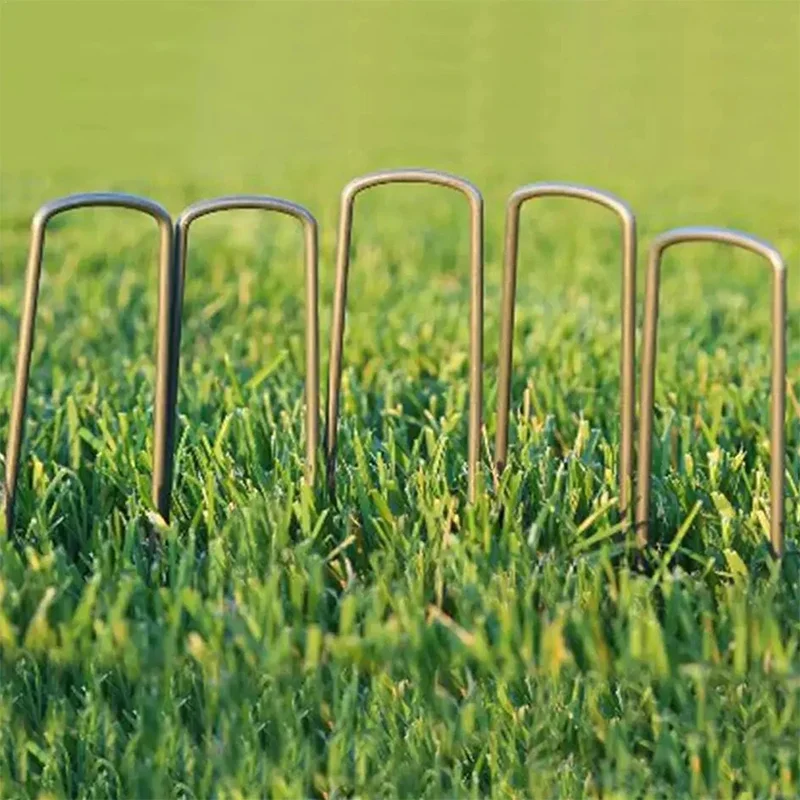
top-left (325, 169), bottom-right (484, 503)
top-left (636, 227), bottom-right (786, 556)
top-left (170, 196), bottom-right (320, 496)
top-left (495, 183), bottom-right (637, 521)
top-left (3, 193), bottom-right (175, 532)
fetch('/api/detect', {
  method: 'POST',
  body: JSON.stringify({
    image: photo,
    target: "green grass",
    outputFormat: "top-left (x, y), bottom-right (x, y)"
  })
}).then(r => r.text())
top-left (1, 2), bottom-right (800, 797)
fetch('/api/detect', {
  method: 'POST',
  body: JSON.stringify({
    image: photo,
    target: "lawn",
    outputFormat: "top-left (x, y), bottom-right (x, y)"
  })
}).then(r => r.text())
top-left (0, 2), bottom-right (799, 797)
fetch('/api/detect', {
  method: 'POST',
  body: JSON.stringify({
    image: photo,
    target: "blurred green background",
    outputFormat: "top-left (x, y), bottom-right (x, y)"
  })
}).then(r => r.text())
top-left (1, 0), bottom-right (798, 234)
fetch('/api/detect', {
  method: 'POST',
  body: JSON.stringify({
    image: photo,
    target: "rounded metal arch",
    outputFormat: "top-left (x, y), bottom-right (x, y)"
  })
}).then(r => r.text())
top-left (495, 182), bottom-right (637, 519)
top-left (170, 196), bottom-right (319, 495)
top-left (635, 226), bottom-right (786, 556)
top-left (3, 192), bottom-right (175, 533)
top-left (325, 169), bottom-right (484, 502)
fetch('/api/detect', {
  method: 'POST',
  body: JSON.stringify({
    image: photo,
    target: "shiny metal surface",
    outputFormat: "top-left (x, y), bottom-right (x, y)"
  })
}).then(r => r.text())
top-left (636, 226), bottom-right (786, 556)
top-left (325, 169), bottom-right (484, 502)
top-left (495, 183), bottom-right (637, 520)
top-left (4, 193), bottom-right (175, 532)
top-left (171, 196), bottom-right (320, 494)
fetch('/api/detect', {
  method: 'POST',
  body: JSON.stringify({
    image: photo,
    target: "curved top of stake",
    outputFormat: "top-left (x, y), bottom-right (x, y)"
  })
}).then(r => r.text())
top-left (649, 226), bottom-right (785, 272)
top-left (176, 195), bottom-right (317, 230)
top-left (507, 182), bottom-right (634, 225)
top-left (32, 192), bottom-right (171, 231)
top-left (341, 169), bottom-right (483, 207)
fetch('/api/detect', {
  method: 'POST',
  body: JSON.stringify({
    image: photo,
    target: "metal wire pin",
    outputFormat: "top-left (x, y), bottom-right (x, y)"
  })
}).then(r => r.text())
top-left (636, 226), bottom-right (786, 556)
top-left (495, 183), bottom-right (637, 521)
top-left (170, 196), bottom-right (320, 501)
top-left (325, 169), bottom-right (484, 503)
top-left (3, 193), bottom-right (175, 532)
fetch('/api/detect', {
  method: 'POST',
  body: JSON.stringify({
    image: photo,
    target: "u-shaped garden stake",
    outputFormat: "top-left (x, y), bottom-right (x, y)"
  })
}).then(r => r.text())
top-left (171, 196), bottom-right (319, 496)
top-left (325, 169), bottom-right (484, 502)
top-left (3, 193), bottom-right (174, 533)
top-left (495, 183), bottom-right (637, 520)
top-left (636, 227), bottom-right (786, 556)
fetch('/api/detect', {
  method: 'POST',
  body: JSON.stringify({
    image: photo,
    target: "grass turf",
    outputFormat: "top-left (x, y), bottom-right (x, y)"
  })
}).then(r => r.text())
top-left (1, 2), bottom-right (800, 797)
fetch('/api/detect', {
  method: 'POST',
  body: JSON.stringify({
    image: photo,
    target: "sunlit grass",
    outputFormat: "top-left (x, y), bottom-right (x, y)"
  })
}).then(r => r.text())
top-left (1, 1), bottom-right (799, 796)
top-left (0, 192), bottom-right (798, 796)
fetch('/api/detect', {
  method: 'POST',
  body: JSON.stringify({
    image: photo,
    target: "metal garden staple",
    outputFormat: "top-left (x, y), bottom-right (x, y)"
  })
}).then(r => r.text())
top-left (169, 196), bottom-right (320, 508)
top-left (5, 185), bottom-right (788, 559)
top-left (324, 169), bottom-right (484, 503)
top-left (635, 227), bottom-right (787, 556)
top-left (3, 193), bottom-right (175, 533)
top-left (494, 183), bottom-right (637, 521)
